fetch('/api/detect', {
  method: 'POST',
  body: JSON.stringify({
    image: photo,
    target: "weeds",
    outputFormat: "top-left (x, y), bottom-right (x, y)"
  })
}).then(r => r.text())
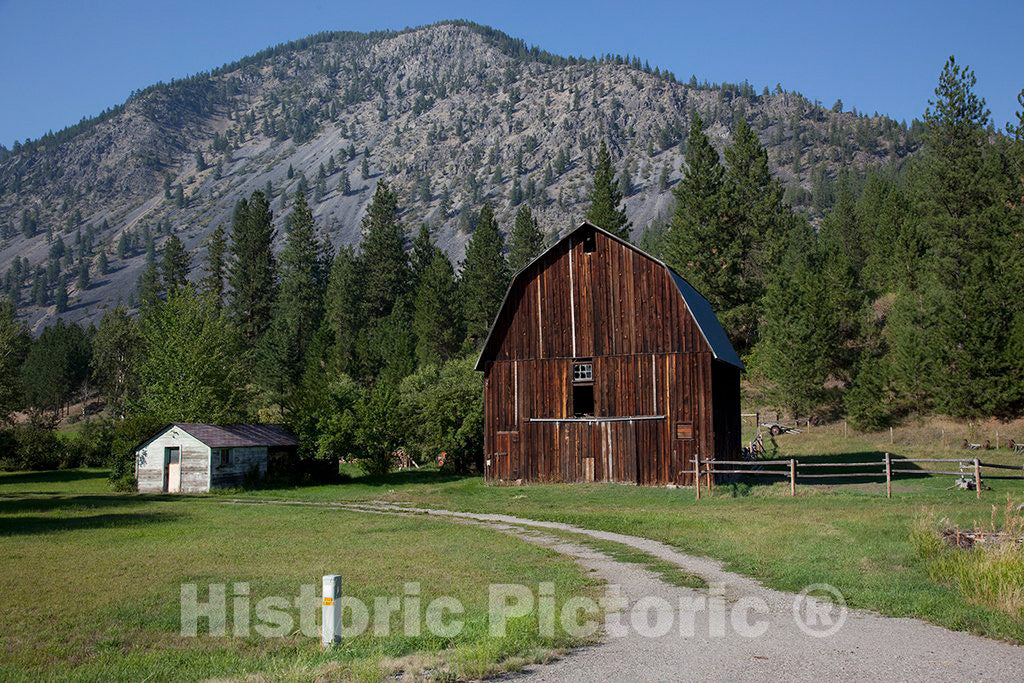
top-left (911, 499), bottom-right (1024, 617)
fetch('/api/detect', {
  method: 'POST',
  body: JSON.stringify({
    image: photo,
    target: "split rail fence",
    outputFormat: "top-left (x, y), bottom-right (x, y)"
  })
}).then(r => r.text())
top-left (692, 454), bottom-right (1024, 500)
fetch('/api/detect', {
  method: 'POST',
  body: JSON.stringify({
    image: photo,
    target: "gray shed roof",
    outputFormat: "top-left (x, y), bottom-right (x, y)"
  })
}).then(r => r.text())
top-left (171, 423), bottom-right (298, 448)
top-left (476, 221), bottom-right (744, 370)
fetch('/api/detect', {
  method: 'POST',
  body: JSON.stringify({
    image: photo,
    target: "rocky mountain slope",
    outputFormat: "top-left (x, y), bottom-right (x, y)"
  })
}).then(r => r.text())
top-left (0, 21), bottom-right (918, 329)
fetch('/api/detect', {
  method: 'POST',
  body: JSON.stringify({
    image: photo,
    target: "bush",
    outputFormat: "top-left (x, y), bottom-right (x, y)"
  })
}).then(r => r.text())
top-left (399, 356), bottom-right (483, 474)
top-left (0, 426), bottom-right (62, 470)
top-left (108, 414), bottom-right (166, 490)
top-left (286, 372), bottom-right (362, 462)
top-left (353, 383), bottom-right (405, 476)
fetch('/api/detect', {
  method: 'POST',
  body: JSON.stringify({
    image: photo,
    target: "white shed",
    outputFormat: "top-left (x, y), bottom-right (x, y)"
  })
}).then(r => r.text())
top-left (134, 423), bottom-right (298, 493)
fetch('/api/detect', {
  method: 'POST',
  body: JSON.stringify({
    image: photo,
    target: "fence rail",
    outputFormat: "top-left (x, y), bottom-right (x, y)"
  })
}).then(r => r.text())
top-left (691, 453), bottom-right (1000, 499)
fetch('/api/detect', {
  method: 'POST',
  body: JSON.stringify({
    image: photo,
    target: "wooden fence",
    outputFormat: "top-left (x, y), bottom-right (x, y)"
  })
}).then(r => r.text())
top-left (691, 454), bottom-right (1024, 500)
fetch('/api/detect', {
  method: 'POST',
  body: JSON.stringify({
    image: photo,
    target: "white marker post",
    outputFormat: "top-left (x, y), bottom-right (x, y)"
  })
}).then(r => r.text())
top-left (322, 574), bottom-right (342, 647)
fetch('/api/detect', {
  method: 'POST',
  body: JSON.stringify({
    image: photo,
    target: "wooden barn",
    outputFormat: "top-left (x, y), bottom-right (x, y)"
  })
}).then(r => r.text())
top-left (134, 423), bottom-right (298, 493)
top-left (476, 221), bottom-right (743, 486)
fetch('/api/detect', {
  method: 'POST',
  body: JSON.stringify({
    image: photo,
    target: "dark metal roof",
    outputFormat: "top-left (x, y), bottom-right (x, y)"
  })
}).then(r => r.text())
top-left (171, 423), bottom-right (298, 448)
top-left (667, 272), bottom-right (745, 369)
top-left (475, 221), bottom-right (744, 370)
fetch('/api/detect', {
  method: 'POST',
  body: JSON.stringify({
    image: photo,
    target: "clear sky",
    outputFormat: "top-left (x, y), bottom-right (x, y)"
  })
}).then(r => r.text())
top-left (1, 0), bottom-right (1022, 148)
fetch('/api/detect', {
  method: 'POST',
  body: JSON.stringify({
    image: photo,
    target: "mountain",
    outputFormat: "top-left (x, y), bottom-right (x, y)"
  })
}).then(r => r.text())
top-left (0, 21), bottom-right (919, 330)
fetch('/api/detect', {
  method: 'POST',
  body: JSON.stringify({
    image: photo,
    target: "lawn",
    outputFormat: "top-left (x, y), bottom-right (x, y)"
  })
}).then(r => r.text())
top-left (233, 423), bottom-right (1024, 645)
top-left (0, 470), bottom-right (597, 682)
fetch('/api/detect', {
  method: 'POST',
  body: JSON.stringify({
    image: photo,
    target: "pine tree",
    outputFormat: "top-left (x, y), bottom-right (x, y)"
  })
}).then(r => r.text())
top-left (202, 224), bottom-right (227, 311)
top-left (664, 114), bottom-right (742, 331)
top-left (361, 157), bottom-right (370, 180)
top-left (0, 298), bottom-right (26, 422)
top-left (358, 182), bottom-right (409, 319)
top-left (460, 204), bottom-right (509, 345)
top-left (162, 234), bottom-right (190, 292)
top-left (97, 250), bottom-right (108, 276)
top-left (137, 261), bottom-right (161, 309)
top-left (897, 57), bottom-right (1015, 416)
top-left (323, 245), bottom-right (364, 375)
top-left (413, 249), bottom-right (464, 367)
top-left (751, 241), bottom-right (840, 417)
top-left (259, 191), bottom-right (326, 401)
top-left (77, 259), bottom-right (90, 291)
top-left (508, 205), bottom-right (544, 272)
top-left (55, 276), bottom-right (69, 313)
top-left (585, 141), bottom-right (630, 239)
top-left (410, 224), bottom-right (436, 287)
top-left (339, 170), bottom-right (351, 196)
top-left (227, 191), bottom-right (277, 349)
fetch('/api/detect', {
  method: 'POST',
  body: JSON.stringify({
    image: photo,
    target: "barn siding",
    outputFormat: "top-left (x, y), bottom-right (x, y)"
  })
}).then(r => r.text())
top-left (209, 447), bottom-right (268, 488)
top-left (136, 428), bottom-right (210, 493)
top-left (481, 224), bottom-right (738, 487)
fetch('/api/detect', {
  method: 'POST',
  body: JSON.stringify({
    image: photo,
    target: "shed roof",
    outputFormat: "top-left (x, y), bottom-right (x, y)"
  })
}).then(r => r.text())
top-left (475, 221), bottom-right (744, 370)
top-left (145, 423), bottom-right (298, 449)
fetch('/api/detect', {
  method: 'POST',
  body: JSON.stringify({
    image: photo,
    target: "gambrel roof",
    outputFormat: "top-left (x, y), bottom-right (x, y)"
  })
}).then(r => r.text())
top-left (476, 221), bottom-right (744, 370)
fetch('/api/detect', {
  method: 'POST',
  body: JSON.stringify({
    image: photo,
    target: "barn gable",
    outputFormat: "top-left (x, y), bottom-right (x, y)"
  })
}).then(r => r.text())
top-left (475, 222), bottom-right (743, 370)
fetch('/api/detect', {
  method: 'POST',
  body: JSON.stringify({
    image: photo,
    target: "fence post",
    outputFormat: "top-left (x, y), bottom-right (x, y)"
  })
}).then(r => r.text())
top-left (694, 456), bottom-right (701, 500)
top-left (844, 420), bottom-right (848, 438)
top-left (890, 426), bottom-right (894, 444)
top-left (974, 458), bottom-right (981, 499)
top-left (885, 453), bottom-right (891, 498)
top-left (789, 459), bottom-right (796, 497)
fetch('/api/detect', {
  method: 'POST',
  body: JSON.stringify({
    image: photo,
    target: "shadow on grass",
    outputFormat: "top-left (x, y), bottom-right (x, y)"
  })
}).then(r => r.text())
top-left (0, 493), bottom-right (161, 515)
top-left (0, 469), bottom-right (109, 486)
top-left (724, 451), bottom-right (927, 487)
top-left (346, 469), bottom-right (476, 488)
top-left (0, 510), bottom-right (179, 537)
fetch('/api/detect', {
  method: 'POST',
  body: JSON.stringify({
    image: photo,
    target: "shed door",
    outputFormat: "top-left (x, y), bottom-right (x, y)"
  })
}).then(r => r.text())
top-left (165, 447), bottom-right (181, 493)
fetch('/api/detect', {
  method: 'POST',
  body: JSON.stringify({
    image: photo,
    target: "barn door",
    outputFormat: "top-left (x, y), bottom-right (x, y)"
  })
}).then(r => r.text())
top-left (165, 447), bottom-right (181, 493)
top-left (601, 422), bottom-right (641, 484)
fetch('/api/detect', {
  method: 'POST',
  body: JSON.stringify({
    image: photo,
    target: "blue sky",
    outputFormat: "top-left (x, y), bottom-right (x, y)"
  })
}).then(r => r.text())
top-left (1, 1), bottom-right (1022, 147)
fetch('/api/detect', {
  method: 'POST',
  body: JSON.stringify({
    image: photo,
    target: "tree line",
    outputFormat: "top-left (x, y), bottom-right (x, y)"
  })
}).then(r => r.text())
top-left (0, 177), bottom-right (554, 482)
top-left (1, 56), bottom-right (1020, 481)
top-left (657, 57), bottom-right (1024, 427)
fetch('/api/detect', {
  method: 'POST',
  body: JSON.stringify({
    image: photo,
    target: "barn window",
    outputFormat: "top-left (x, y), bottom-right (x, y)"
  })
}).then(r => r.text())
top-left (214, 448), bottom-right (231, 466)
top-left (573, 362), bottom-right (593, 383)
top-left (572, 361), bottom-right (594, 417)
top-left (582, 232), bottom-right (596, 253)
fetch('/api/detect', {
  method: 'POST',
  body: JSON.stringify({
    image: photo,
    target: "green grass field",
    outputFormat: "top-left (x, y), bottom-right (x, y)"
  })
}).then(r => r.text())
top-left (3, 421), bottom-right (1024, 680)
top-left (232, 423), bottom-right (1024, 645)
top-left (0, 470), bottom-right (597, 682)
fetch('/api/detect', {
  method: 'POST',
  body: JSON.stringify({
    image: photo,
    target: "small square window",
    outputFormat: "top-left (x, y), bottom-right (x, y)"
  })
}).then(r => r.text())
top-left (583, 232), bottom-right (596, 253)
top-left (573, 362), bottom-right (593, 383)
top-left (216, 448), bottom-right (231, 466)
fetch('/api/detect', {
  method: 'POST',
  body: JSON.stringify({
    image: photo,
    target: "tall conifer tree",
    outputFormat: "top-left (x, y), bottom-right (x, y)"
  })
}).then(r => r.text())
top-left (585, 141), bottom-right (630, 239)
top-left (227, 191), bottom-right (277, 350)
top-left (508, 205), bottom-right (544, 272)
top-left (460, 204), bottom-right (509, 345)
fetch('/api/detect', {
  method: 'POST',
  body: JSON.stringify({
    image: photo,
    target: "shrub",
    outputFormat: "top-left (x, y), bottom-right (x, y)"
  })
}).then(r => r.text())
top-left (0, 426), bottom-right (62, 470)
top-left (286, 372), bottom-right (362, 462)
top-left (398, 356), bottom-right (483, 474)
top-left (108, 414), bottom-right (166, 490)
top-left (353, 383), bottom-right (405, 476)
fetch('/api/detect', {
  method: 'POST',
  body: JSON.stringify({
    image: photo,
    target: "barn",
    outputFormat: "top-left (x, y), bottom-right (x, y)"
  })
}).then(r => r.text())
top-left (476, 221), bottom-right (743, 486)
top-left (134, 423), bottom-right (298, 493)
